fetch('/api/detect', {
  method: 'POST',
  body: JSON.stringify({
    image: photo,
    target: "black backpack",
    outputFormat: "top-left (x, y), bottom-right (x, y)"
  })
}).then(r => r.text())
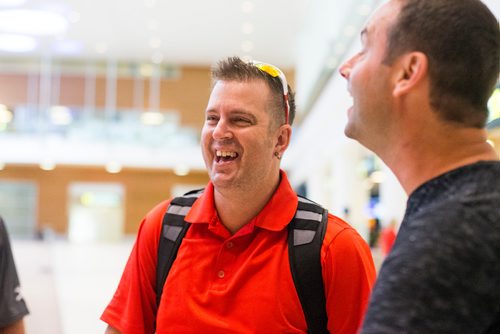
top-left (156, 189), bottom-right (329, 334)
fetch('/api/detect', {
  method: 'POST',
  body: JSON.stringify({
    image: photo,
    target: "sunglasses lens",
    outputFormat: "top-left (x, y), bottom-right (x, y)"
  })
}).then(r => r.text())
top-left (254, 63), bottom-right (280, 78)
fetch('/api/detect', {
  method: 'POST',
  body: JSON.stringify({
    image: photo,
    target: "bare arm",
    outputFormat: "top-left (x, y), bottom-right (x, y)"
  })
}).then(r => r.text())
top-left (104, 325), bottom-right (122, 334)
top-left (1, 319), bottom-right (25, 334)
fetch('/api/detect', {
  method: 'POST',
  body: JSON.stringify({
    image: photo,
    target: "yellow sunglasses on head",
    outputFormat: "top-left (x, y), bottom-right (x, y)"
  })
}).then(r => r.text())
top-left (250, 60), bottom-right (290, 125)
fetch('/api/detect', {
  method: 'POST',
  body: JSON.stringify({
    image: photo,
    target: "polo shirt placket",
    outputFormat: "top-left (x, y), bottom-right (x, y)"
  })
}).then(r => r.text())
top-left (209, 219), bottom-right (256, 292)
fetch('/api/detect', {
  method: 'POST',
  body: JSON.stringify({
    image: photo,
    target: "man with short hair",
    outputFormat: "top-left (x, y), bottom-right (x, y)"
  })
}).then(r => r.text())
top-left (0, 216), bottom-right (29, 334)
top-left (102, 56), bottom-right (376, 334)
top-left (339, 0), bottom-right (500, 332)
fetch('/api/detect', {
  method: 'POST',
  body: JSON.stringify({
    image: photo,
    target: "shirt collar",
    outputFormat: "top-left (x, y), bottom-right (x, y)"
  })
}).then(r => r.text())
top-left (185, 170), bottom-right (298, 231)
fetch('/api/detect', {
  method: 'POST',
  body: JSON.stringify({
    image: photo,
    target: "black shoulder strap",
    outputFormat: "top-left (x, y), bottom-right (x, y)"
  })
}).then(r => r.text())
top-left (288, 196), bottom-right (329, 334)
top-left (156, 189), bottom-right (203, 306)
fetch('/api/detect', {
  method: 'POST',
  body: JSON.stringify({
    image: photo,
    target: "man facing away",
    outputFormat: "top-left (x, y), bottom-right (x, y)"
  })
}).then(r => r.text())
top-left (0, 216), bottom-right (29, 334)
top-left (102, 56), bottom-right (376, 334)
top-left (339, 0), bottom-right (500, 332)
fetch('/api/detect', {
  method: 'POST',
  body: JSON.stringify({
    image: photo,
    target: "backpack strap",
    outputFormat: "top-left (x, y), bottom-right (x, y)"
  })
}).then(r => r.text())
top-left (156, 189), bottom-right (203, 306)
top-left (288, 195), bottom-right (329, 334)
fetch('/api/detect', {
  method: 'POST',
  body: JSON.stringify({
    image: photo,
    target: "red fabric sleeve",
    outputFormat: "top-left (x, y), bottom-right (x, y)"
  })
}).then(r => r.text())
top-left (100, 200), bottom-right (170, 334)
top-left (322, 215), bottom-right (377, 334)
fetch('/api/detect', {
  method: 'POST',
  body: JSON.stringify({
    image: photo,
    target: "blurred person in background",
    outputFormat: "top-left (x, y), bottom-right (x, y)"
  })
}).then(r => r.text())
top-left (380, 219), bottom-right (397, 257)
top-left (339, 0), bottom-right (500, 332)
top-left (0, 216), bottom-right (29, 334)
top-left (102, 56), bottom-right (376, 334)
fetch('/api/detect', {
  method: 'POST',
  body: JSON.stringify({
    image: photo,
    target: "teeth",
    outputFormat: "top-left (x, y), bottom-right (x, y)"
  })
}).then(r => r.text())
top-left (216, 150), bottom-right (236, 158)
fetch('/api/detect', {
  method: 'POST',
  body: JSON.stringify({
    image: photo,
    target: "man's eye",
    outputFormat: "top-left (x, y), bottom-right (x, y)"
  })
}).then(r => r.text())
top-left (206, 115), bottom-right (218, 122)
top-left (234, 117), bottom-right (251, 124)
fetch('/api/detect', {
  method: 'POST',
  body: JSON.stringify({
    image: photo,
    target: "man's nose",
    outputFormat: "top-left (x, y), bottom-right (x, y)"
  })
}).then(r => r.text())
top-left (339, 61), bottom-right (351, 79)
top-left (212, 119), bottom-right (232, 140)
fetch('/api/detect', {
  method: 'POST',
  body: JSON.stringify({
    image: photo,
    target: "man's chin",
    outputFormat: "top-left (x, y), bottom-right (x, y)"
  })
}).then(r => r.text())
top-left (210, 173), bottom-right (235, 188)
top-left (344, 124), bottom-right (356, 140)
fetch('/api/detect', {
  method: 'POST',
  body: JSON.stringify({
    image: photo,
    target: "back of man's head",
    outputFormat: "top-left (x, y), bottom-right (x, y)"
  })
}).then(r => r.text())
top-left (384, 0), bottom-right (499, 128)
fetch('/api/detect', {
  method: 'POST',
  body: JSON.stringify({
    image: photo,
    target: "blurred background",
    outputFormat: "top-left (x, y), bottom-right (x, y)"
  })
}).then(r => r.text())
top-left (0, 0), bottom-right (498, 332)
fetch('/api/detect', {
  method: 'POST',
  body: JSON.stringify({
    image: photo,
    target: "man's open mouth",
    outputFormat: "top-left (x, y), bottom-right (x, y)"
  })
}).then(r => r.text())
top-left (215, 150), bottom-right (239, 163)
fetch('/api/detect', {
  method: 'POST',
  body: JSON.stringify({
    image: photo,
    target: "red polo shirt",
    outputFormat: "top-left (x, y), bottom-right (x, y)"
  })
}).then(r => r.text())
top-left (101, 172), bottom-right (376, 333)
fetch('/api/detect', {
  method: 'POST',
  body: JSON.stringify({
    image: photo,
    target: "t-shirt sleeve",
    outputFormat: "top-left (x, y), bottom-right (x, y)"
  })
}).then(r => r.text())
top-left (0, 218), bottom-right (29, 328)
top-left (101, 200), bottom-right (170, 334)
top-left (322, 215), bottom-right (377, 334)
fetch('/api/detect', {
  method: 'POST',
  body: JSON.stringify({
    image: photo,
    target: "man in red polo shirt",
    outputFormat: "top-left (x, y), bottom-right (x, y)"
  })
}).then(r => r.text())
top-left (102, 57), bottom-right (376, 334)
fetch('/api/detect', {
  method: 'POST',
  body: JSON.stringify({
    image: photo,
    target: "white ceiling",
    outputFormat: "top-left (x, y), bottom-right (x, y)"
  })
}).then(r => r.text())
top-left (0, 0), bottom-right (312, 68)
top-left (0, 0), bottom-right (498, 69)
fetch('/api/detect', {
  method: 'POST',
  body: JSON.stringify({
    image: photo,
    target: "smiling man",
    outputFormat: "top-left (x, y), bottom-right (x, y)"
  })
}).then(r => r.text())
top-left (339, 0), bottom-right (500, 332)
top-left (101, 57), bottom-right (375, 334)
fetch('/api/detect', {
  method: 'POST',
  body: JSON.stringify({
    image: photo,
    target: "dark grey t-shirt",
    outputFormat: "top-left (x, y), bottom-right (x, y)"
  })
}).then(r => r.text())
top-left (0, 217), bottom-right (29, 328)
top-left (362, 161), bottom-right (500, 333)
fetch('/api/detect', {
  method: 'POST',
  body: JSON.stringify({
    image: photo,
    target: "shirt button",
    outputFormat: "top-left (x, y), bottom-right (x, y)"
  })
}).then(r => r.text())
top-left (217, 270), bottom-right (225, 279)
top-left (226, 241), bottom-right (234, 249)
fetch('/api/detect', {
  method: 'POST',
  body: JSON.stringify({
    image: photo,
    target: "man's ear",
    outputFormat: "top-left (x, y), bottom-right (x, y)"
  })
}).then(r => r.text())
top-left (275, 124), bottom-right (292, 155)
top-left (393, 52), bottom-right (428, 97)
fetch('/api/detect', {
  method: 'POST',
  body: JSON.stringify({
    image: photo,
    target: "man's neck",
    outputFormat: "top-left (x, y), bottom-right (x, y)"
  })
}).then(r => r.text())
top-left (213, 175), bottom-right (281, 234)
top-left (383, 125), bottom-right (498, 195)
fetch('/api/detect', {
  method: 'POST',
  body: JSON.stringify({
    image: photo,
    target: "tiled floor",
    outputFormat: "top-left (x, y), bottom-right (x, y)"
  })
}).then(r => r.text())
top-left (12, 239), bottom-right (134, 334)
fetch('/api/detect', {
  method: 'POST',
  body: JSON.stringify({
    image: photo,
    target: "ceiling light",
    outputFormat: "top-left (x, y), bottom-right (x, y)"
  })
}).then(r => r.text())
top-left (49, 105), bottom-right (72, 125)
top-left (0, 33), bottom-right (37, 52)
top-left (174, 164), bottom-right (190, 176)
top-left (242, 22), bottom-right (254, 34)
top-left (105, 161), bottom-right (122, 174)
top-left (149, 36), bottom-right (162, 49)
top-left (0, 0), bottom-right (25, 6)
top-left (241, 1), bottom-right (254, 13)
top-left (241, 40), bottom-right (254, 52)
top-left (40, 159), bottom-right (56, 171)
top-left (0, 9), bottom-right (68, 36)
top-left (151, 51), bottom-right (163, 64)
top-left (0, 104), bottom-right (13, 123)
top-left (140, 111), bottom-right (164, 125)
